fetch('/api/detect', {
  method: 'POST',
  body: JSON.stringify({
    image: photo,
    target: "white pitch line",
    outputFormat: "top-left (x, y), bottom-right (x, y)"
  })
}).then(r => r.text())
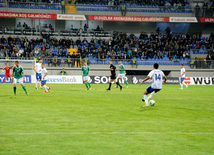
top-left (0, 132), bottom-right (214, 135)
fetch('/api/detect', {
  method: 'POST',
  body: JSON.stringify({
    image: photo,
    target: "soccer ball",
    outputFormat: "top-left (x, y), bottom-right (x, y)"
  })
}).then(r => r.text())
top-left (149, 100), bottom-right (155, 106)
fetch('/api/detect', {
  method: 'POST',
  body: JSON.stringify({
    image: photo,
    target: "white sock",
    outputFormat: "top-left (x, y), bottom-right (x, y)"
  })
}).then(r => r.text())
top-left (181, 83), bottom-right (183, 89)
top-left (148, 92), bottom-right (156, 100)
top-left (43, 85), bottom-right (48, 92)
top-left (183, 82), bottom-right (187, 87)
top-left (36, 80), bottom-right (38, 88)
top-left (144, 95), bottom-right (149, 106)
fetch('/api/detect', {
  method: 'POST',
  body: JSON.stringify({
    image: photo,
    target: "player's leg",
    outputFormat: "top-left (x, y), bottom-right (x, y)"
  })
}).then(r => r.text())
top-left (142, 86), bottom-right (152, 107)
top-left (42, 80), bottom-right (49, 93)
top-left (115, 77), bottom-right (120, 88)
top-left (107, 79), bottom-right (113, 90)
top-left (8, 74), bottom-right (13, 83)
top-left (123, 77), bottom-right (128, 88)
top-left (39, 74), bottom-right (42, 88)
top-left (182, 78), bottom-right (188, 88)
top-left (147, 89), bottom-right (161, 100)
top-left (35, 73), bottom-right (39, 89)
top-left (180, 78), bottom-right (183, 89)
top-left (87, 76), bottom-right (91, 89)
top-left (84, 80), bottom-right (89, 90)
top-left (13, 79), bottom-right (17, 95)
top-left (115, 79), bottom-right (122, 91)
top-left (4, 74), bottom-right (7, 83)
top-left (20, 79), bottom-right (28, 95)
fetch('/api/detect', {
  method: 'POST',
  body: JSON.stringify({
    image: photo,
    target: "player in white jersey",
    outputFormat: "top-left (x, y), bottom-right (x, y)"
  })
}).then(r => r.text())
top-left (180, 64), bottom-right (188, 89)
top-left (140, 63), bottom-right (167, 107)
top-left (40, 63), bottom-right (50, 93)
top-left (33, 59), bottom-right (42, 89)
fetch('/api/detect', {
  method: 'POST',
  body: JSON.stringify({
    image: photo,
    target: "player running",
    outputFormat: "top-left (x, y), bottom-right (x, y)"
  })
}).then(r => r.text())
top-left (33, 59), bottom-right (42, 90)
top-left (140, 63), bottom-right (167, 107)
top-left (2, 64), bottom-right (13, 83)
top-left (180, 64), bottom-right (188, 89)
top-left (115, 61), bottom-right (129, 88)
top-left (40, 63), bottom-right (50, 93)
top-left (81, 62), bottom-right (91, 90)
top-left (12, 61), bottom-right (28, 95)
top-left (107, 60), bottom-right (122, 91)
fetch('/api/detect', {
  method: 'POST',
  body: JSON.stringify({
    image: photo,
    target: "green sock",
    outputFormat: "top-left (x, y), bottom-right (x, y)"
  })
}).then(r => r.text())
top-left (22, 85), bottom-right (27, 94)
top-left (125, 80), bottom-right (128, 86)
top-left (85, 83), bottom-right (88, 89)
top-left (13, 86), bottom-right (16, 95)
top-left (116, 80), bottom-right (119, 87)
top-left (87, 82), bottom-right (91, 88)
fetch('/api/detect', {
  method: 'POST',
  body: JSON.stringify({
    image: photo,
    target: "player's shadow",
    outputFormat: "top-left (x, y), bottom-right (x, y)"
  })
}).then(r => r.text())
top-left (139, 106), bottom-right (158, 112)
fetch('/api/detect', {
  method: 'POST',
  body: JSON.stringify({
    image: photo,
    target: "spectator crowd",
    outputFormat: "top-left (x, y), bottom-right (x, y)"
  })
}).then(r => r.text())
top-left (1, 30), bottom-right (214, 66)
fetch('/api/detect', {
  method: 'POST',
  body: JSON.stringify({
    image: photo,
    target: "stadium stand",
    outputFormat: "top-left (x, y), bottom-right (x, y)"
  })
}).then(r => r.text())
top-left (1, 31), bottom-right (214, 67)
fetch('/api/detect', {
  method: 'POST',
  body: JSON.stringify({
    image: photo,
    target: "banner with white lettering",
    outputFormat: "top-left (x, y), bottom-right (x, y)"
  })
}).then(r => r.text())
top-left (0, 75), bottom-right (31, 83)
top-left (89, 76), bottom-right (179, 84)
top-left (46, 75), bottom-right (83, 84)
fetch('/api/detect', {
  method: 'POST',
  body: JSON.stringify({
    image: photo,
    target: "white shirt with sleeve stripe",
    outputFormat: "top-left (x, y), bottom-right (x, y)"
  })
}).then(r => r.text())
top-left (181, 68), bottom-right (185, 77)
top-left (34, 63), bottom-right (42, 73)
top-left (41, 68), bottom-right (48, 80)
top-left (148, 69), bottom-right (166, 89)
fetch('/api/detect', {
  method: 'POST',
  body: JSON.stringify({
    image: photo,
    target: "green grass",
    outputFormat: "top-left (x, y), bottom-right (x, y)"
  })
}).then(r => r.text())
top-left (0, 84), bottom-right (214, 155)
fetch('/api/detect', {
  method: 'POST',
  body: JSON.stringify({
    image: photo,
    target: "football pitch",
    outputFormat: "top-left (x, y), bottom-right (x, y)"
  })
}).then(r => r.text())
top-left (0, 84), bottom-right (214, 154)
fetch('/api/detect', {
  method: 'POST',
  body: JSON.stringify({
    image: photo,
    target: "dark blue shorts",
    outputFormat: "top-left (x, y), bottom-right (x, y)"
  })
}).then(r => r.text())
top-left (36, 73), bottom-right (42, 80)
top-left (146, 86), bottom-right (161, 94)
top-left (41, 80), bottom-right (47, 85)
top-left (180, 77), bottom-right (184, 82)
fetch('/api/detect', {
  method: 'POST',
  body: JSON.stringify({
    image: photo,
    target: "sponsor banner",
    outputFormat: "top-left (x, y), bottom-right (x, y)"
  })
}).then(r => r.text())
top-left (89, 76), bottom-right (179, 84)
top-left (46, 75), bottom-right (83, 84)
top-left (0, 75), bottom-right (31, 83)
top-left (199, 17), bottom-right (214, 23)
top-left (88, 15), bottom-right (169, 22)
top-left (0, 12), bottom-right (56, 19)
top-left (184, 77), bottom-right (214, 85)
top-left (57, 14), bottom-right (86, 20)
top-left (169, 17), bottom-right (198, 23)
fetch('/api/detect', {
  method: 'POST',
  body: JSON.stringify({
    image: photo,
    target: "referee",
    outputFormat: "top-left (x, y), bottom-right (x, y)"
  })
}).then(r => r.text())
top-left (107, 61), bottom-right (122, 91)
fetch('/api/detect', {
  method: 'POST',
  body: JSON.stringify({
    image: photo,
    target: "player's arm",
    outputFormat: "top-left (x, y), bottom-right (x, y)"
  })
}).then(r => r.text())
top-left (163, 76), bottom-right (167, 84)
top-left (180, 72), bottom-right (185, 77)
top-left (33, 66), bottom-right (37, 73)
top-left (22, 68), bottom-right (25, 82)
top-left (12, 67), bottom-right (14, 77)
top-left (139, 76), bottom-right (150, 86)
top-left (22, 73), bottom-right (25, 82)
top-left (43, 73), bottom-right (48, 80)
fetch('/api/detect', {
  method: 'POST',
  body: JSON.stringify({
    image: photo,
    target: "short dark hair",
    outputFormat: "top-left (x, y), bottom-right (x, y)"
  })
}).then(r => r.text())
top-left (181, 64), bottom-right (183, 66)
top-left (15, 61), bottom-right (19, 64)
top-left (154, 63), bottom-right (159, 69)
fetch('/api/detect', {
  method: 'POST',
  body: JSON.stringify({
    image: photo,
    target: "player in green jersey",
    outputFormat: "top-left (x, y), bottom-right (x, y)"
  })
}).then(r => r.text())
top-left (115, 61), bottom-right (129, 88)
top-left (12, 61), bottom-right (28, 95)
top-left (81, 62), bottom-right (91, 90)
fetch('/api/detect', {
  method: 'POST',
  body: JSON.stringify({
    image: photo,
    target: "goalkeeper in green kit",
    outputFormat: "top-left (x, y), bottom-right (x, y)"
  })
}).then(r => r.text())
top-left (12, 61), bottom-right (28, 95)
top-left (81, 62), bottom-right (91, 90)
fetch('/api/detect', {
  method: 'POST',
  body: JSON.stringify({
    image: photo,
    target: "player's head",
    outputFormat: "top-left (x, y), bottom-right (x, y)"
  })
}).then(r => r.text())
top-left (63, 68), bottom-right (65, 71)
top-left (15, 61), bottom-right (19, 67)
top-left (38, 59), bottom-right (42, 63)
top-left (181, 64), bottom-right (183, 68)
top-left (109, 60), bottom-right (112, 65)
top-left (153, 63), bottom-right (159, 69)
top-left (6, 64), bottom-right (9, 67)
top-left (84, 62), bottom-right (87, 66)
top-left (119, 61), bottom-right (122, 65)
top-left (41, 63), bottom-right (45, 68)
